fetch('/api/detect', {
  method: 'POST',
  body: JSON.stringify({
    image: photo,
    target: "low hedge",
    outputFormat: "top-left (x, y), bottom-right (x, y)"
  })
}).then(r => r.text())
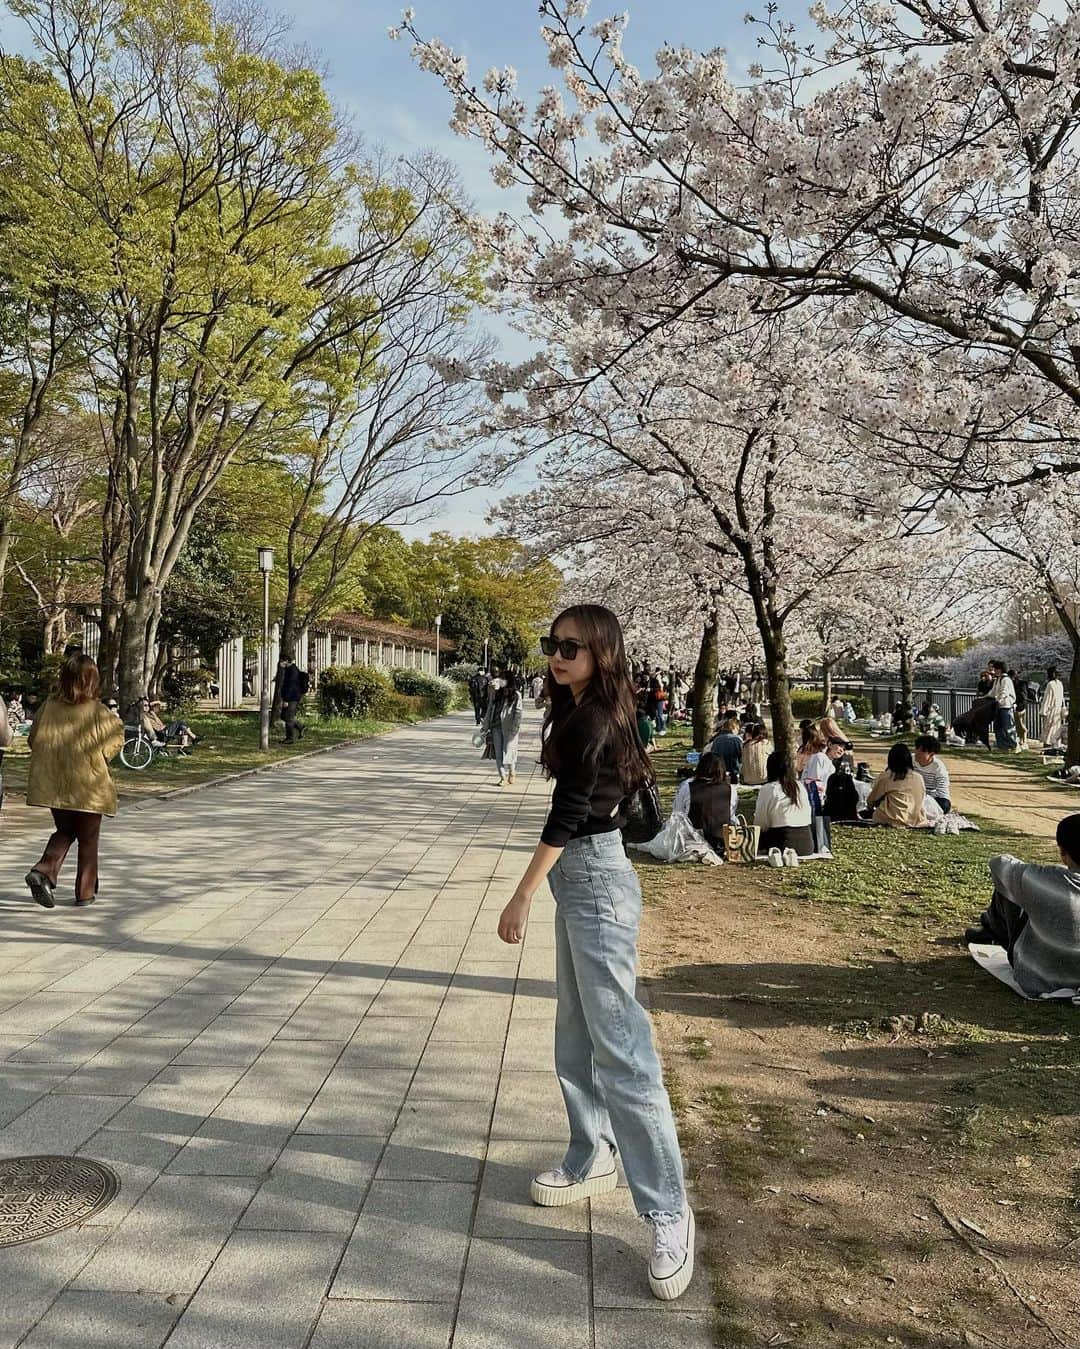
top-left (389, 667), bottom-right (456, 714)
top-left (789, 687), bottom-right (872, 719)
top-left (319, 664), bottom-right (461, 720)
top-left (319, 665), bottom-right (392, 717)
top-left (373, 689), bottom-right (427, 721)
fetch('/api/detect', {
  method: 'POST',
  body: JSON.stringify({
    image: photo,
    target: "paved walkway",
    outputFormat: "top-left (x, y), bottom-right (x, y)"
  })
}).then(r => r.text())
top-left (0, 710), bottom-right (712, 1349)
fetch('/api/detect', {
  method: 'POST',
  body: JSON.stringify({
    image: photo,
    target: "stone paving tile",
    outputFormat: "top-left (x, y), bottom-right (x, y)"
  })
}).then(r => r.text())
top-left (590, 1189), bottom-right (712, 1310)
top-left (166, 1230), bottom-right (344, 1349)
top-left (408, 1041), bottom-right (503, 1103)
top-left (171, 1013), bottom-right (286, 1066)
top-left (76, 1127), bottom-right (185, 1226)
top-left (229, 1038), bottom-right (341, 1097)
top-left (0, 1092), bottom-right (126, 1158)
top-left (428, 992), bottom-right (511, 1044)
top-left (0, 990), bottom-right (98, 1036)
top-left (339, 1015), bottom-right (433, 1068)
top-left (502, 1017), bottom-right (555, 1072)
top-left (473, 1140), bottom-right (589, 1240)
top-left (309, 1300), bottom-right (454, 1349)
top-left (165, 1095), bottom-right (312, 1176)
top-left (330, 1180), bottom-right (475, 1302)
top-left (594, 1309), bottom-right (720, 1347)
top-left (18, 1289), bottom-right (182, 1349)
top-left (72, 1174), bottom-right (259, 1293)
top-left (276, 993), bottom-right (374, 1040)
top-left (376, 1096), bottom-right (493, 1184)
top-left (298, 1066), bottom-right (414, 1135)
top-left (240, 1133), bottom-right (382, 1232)
top-left (0, 1064), bottom-right (74, 1126)
top-left (0, 1226), bottom-right (111, 1348)
top-left (490, 1071), bottom-right (568, 1141)
top-left (452, 1238), bottom-right (591, 1349)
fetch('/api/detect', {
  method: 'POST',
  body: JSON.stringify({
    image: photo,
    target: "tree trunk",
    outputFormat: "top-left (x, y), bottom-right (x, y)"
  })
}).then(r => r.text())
top-left (691, 614), bottom-right (719, 751)
top-left (117, 594), bottom-right (156, 716)
top-left (899, 640), bottom-right (915, 733)
top-left (0, 513), bottom-right (12, 638)
top-left (1067, 652), bottom-right (1080, 770)
top-left (760, 621), bottom-right (796, 756)
top-left (822, 660), bottom-right (833, 715)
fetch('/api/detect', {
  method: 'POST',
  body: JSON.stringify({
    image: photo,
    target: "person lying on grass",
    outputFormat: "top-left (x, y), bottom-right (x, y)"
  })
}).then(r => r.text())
top-left (965, 813), bottom-right (1080, 997)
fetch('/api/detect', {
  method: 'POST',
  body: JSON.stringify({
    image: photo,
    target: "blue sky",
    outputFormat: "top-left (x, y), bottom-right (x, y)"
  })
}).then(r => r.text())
top-left (0, 1), bottom-right (809, 537)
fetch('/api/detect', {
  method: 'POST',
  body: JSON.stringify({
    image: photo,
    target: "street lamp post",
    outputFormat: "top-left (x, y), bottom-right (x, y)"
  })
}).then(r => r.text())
top-left (258, 547), bottom-right (274, 750)
top-left (482, 637), bottom-right (489, 671)
top-left (434, 614), bottom-right (442, 676)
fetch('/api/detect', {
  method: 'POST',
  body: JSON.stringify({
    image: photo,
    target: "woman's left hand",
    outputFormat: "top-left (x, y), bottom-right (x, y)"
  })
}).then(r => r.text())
top-left (498, 893), bottom-right (532, 944)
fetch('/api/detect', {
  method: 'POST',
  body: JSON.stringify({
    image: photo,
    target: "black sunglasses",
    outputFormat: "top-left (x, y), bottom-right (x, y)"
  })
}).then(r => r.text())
top-left (540, 636), bottom-right (588, 661)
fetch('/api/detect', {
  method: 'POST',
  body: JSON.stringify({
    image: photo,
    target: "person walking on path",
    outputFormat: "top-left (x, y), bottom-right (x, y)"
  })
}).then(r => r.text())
top-left (277, 655), bottom-right (308, 743)
top-left (988, 659), bottom-right (1018, 750)
top-left (469, 669), bottom-right (489, 724)
top-left (482, 669), bottom-right (523, 785)
top-left (23, 655), bottom-right (124, 908)
top-left (1041, 666), bottom-right (1066, 752)
top-left (496, 604), bottom-right (695, 1302)
top-left (1012, 669), bottom-right (1031, 748)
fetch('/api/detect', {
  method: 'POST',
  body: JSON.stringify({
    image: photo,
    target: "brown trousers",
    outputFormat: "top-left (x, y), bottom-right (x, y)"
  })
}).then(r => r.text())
top-left (35, 809), bottom-right (102, 902)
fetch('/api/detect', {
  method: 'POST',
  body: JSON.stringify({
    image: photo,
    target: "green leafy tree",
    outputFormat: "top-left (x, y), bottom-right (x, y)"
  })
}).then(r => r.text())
top-left (2, 0), bottom-right (369, 707)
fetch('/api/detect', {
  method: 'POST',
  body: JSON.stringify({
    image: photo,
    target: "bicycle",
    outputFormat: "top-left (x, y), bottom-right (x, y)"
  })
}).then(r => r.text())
top-left (120, 701), bottom-right (172, 771)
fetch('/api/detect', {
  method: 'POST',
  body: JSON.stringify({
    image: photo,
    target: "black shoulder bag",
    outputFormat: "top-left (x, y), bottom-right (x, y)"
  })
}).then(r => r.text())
top-left (621, 778), bottom-right (663, 844)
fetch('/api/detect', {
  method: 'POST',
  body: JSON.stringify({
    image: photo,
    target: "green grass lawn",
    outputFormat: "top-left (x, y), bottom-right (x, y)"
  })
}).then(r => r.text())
top-left (644, 722), bottom-right (1080, 1153)
top-left (0, 708), bottom-right (409, 805)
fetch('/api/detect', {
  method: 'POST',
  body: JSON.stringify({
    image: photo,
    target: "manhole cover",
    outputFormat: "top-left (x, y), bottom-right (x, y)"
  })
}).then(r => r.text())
top-left (0, 1155), bottom-right (120, 1247)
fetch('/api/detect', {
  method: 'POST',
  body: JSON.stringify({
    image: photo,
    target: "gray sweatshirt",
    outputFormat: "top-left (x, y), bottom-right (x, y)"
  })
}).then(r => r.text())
top-left (991, 854), bottom-right (1080, 995)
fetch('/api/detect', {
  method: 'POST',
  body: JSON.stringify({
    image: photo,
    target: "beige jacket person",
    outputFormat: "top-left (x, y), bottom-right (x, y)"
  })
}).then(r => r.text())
top-left (27, 696), bottom-right (125, 816)
top-left (869, 768), bottom-right (928, 829)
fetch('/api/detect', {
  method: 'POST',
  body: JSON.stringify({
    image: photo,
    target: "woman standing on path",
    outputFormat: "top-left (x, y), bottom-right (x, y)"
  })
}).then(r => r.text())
top-left (497, 604), bottom-right (694, 1301)
top-left (482, 669), bottom-right (523, 785)
top-left (1041, 666), bottom-right (1066, 752)
top-left (23, 655), bottom-right (124, 908)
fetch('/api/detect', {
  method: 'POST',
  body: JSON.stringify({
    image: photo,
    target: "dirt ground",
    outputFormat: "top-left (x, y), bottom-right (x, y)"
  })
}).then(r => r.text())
top-left (640, 854), bottom-right (1080, 1349)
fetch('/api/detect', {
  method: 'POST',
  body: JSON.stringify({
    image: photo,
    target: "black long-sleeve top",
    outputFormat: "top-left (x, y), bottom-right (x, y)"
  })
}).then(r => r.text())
top-left (541, 700), bottom-right (626, 848)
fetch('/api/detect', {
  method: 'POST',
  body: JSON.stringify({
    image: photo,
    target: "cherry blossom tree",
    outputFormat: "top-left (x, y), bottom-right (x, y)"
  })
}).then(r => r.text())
top-left (952, 476), bottom-right (1080, 759)
top-left (457, 298), bottom-right (904, 750)
top-left (494, 461), bottom-right (758, 745)
top-left (401, 0), bottom-right (1080, 496)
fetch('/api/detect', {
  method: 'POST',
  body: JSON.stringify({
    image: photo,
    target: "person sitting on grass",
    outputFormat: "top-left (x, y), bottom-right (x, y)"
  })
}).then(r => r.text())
top-left (867, 743), bottom-right (929, 828)
top-left (709, 715), bottom-right (743, 782)
top-left (914, 735), bottom-right (952, 814)
top-left (754, 750), bottom-right (814, 858)
top-left (964, 814), bottom-right (1080, 996)
top-left (741, 721), bottom-right (772, 786)
top-left (673, 751), bottom-right (736, 855)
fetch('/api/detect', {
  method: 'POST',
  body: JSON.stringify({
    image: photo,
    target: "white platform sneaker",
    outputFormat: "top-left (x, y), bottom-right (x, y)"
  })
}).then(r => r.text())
top-left (647, 1207), bottom-right (696, 1300)
top-left (530, 1150), bottom-right (618, 1207)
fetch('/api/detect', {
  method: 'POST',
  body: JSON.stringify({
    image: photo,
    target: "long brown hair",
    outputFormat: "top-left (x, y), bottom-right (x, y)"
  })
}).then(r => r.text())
top-left (766, 750), bottom-right (801, 806)
top-left (540, 604), bottom-right (652, 792)
top-left (56, 654), bottom-right (101, 705)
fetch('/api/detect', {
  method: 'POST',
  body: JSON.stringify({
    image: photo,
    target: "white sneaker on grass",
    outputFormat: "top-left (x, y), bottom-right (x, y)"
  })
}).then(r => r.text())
top-left (767, 847), bottom-right (783, 868)
top-left (531, 1150), bottom-right (618, 1207)
top-left (647, 1207), bottom-right (695, 1300)
top-left (782, 848), bottom-right (799, 867)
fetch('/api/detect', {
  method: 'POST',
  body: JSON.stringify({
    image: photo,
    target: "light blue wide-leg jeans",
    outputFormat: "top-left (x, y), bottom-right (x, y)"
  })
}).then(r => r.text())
top-left (547, 832), bottom-right (686, 1217)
